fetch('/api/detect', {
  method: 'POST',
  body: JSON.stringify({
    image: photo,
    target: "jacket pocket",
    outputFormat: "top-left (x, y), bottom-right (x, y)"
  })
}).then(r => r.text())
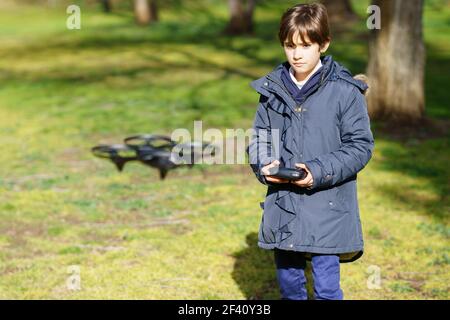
top-left (329, 188), bottom-right (350, 214)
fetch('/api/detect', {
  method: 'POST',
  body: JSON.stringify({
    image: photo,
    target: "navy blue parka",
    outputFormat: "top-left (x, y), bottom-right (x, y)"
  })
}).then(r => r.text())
top-left (247, 55), bottom-right (374, 263)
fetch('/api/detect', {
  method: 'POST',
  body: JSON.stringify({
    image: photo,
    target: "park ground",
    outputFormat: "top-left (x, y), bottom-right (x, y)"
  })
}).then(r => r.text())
top-left (0, 0), bottom-right (448, 299)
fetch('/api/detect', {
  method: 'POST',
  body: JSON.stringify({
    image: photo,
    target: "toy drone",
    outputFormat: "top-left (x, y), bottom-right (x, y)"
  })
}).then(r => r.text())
top-left (91, 134), bottom-right (217, 180)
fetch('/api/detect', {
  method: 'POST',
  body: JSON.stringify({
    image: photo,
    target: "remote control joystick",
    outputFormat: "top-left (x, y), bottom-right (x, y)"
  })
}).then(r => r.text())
top-left (265, 166), bottom-right (307, 181)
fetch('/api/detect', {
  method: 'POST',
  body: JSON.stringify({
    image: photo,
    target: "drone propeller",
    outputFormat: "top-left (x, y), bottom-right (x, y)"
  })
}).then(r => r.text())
top-left (124, 134), bottom-right (175, 151)
top-left (91, 144), bottom-right (138, 172)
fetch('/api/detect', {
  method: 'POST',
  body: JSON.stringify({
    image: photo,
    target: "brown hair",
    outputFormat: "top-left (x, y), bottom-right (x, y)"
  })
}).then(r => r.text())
top-left (278, 3), bottom-right (331, 48)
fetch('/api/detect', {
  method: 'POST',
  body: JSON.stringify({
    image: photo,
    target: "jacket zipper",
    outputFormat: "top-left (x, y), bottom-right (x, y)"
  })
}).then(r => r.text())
top-left (265, 74), bottom-right (327, 163)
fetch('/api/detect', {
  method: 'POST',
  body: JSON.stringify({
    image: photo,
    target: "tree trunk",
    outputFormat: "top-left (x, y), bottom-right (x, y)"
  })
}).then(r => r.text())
top-left (101, 0), bottom-right (112, 13)
top-left (224, 0), bottom-right (256, 35)
top-left (366, 0), bottom-right (425, 125)
top-left (320, 0), bottom-right (358, 22)
top-left (134, 0), bottom-right (158, 25)
top-left (149, 0), bottom-right (158, 22)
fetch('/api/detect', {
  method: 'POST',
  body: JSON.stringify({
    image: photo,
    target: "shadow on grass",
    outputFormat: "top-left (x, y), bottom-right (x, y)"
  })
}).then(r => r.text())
top-left (231, 232), bottom-right (279, 300)
top-left (424, 43), bottom-right (450, 119)
top-left (371, 124), bottom-right (449, 223)
top-left (370, 42), bottom-right (450, 223)
top-left (231, 232), bottom-right (316, 300)
top-left (1, 12), bottom-right (370, 77)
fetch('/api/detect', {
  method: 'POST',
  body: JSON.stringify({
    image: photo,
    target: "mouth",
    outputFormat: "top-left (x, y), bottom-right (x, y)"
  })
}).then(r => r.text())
top-left (293, 63), bottom-right (305, 67)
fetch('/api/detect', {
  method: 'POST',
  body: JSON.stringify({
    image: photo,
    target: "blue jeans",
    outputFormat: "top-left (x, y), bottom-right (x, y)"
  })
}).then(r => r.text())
top-left (274, 248), bottom-right (344, 300)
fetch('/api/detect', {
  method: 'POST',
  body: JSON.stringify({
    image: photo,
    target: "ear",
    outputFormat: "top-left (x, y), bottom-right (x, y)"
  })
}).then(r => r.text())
top-left (320, 40), bottom-right (331, 53)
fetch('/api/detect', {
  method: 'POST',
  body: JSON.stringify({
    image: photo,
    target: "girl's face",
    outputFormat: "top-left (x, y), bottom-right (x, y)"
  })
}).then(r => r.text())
top-left (283, 31), bottom-right (329, 81)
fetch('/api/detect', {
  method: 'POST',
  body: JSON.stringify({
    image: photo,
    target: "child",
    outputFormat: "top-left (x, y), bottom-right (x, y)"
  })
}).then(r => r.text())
top-left (247, 3), bottom-right (374, 300)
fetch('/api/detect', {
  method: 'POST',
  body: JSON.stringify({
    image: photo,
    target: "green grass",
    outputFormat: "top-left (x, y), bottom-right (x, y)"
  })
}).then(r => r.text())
top-left (0, 0), bottom-right (449, 299)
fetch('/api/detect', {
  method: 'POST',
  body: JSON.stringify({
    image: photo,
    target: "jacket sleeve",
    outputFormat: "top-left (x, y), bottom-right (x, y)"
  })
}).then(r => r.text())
top-left (246, 95), bottom-right (278, 186)
top-left (304, 87), bottom-right (374, 190)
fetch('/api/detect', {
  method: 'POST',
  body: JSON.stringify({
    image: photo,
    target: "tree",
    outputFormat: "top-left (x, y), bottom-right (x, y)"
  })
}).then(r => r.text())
top-left (134, 0), bottom-right (158, 25)
top-left (320, 0), bottom-right (358, 22)
top-left (224, 0), bottom-right (256, 35)
top-left (100, 0), bottom-right (112, 13)
top-left (148, 0), bottom-right (158, 22)
top-left (366, 0), bottom-right (425, 124)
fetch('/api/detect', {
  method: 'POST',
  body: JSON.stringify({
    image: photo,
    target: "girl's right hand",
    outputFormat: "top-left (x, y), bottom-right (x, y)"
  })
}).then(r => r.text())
top-left (260, 160), bottom-right (290, 184)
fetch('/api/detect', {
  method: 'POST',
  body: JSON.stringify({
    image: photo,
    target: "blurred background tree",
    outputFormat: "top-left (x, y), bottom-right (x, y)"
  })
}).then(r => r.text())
top-left (134, 0), bottom-right (158, 25)
top-left (320, 0), bottom-right (358, 22)
top-left (367, 0), bottom-right (425, 125)
top-left (224, 0), bottom-right (256, 35)
top-left (100, 0), bottom-right (112, 13)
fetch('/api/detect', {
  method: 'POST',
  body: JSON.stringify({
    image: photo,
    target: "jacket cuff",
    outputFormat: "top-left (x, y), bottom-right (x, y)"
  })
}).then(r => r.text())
top-left (257, 157), bottom-right (277, 186)
top-left (304, 159), bottom-right (334, 190)
top-left (304, 159), bottom-right (323, 190)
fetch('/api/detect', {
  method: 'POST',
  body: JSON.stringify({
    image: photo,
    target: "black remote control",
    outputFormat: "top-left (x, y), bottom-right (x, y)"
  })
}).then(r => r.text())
top-left (265, 166), bottom-right (307, 181)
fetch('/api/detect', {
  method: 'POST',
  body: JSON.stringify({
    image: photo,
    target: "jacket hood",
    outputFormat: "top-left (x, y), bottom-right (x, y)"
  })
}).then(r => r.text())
top-left (250, 55), bottom-right (368, 97)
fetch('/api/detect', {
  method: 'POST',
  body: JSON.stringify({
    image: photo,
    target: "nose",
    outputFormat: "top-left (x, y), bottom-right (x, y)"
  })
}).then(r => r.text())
top-left (293, 47), bottom-right (303, 60)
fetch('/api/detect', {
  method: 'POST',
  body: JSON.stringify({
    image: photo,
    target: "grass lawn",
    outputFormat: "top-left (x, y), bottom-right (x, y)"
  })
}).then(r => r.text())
top-left (0, 0), bottom-right (448, 299)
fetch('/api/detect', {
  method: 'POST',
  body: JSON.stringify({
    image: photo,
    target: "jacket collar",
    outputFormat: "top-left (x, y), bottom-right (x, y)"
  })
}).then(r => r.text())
top-left (250, 55), bottom-right (368, 97)
top-left (280, 60), bottom-right (324, 104)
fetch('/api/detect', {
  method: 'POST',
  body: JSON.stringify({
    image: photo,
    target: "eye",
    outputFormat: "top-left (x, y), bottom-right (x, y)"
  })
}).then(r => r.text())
top-left (302, 44), bottom-right (311, 48)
